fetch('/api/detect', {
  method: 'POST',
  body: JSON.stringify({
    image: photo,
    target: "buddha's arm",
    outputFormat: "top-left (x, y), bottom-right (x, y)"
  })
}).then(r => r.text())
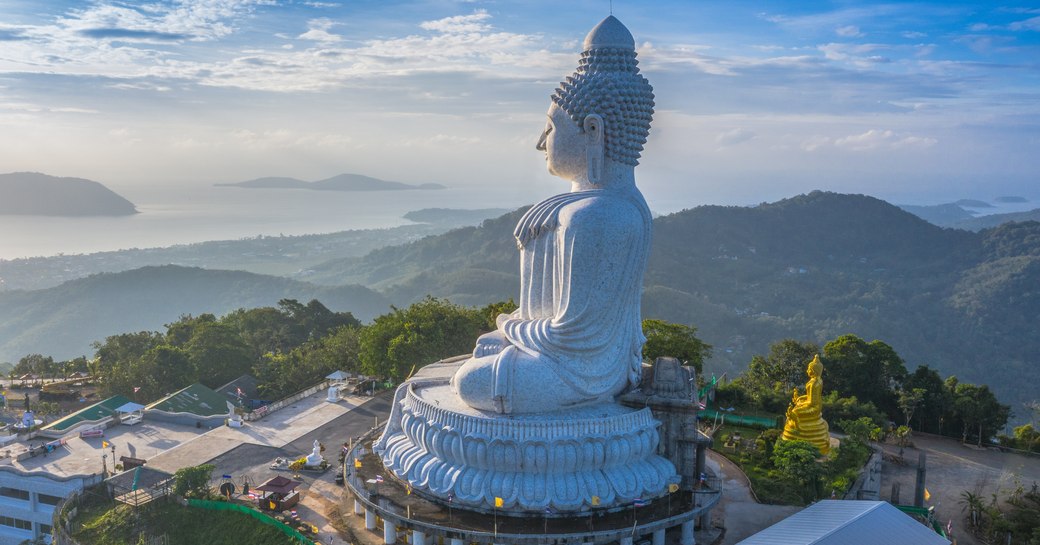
top-left (792, 379), bottom-right (823, 416)
top-left (501, 198), bottom-right (643, 356)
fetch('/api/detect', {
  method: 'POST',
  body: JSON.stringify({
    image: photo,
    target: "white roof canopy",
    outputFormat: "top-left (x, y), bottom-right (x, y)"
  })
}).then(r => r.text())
top-left (115, 402), bottom-right (145, 414)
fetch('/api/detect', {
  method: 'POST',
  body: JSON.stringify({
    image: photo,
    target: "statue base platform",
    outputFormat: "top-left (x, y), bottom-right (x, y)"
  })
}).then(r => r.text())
top-left (782, 418), bottom-right (831, 455)
top-left (375, 359), bottom-right (677, 515)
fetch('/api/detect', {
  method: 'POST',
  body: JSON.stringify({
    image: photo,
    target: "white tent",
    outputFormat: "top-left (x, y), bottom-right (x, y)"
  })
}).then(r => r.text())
top-left (736, 500), bottom-right (950, 545)
top-left (115, 401), bottom-right (145, 426)
top-left (326, 370), bottom-right (351, 381)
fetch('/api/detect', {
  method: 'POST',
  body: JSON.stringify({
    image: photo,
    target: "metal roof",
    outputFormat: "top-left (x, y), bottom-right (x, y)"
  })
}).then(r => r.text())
top-left (42, 394), bottom-right (132, 432)
top-left (736, 500), bottom-right (950, 545)
top-left (145, 383), bottom-right (227, 416)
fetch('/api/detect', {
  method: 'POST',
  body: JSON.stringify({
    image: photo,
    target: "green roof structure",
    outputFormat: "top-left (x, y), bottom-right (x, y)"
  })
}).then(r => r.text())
top-left (42, 395), bottom-right (132, 432)
top-left (145, 383), bottom-right (228, 417)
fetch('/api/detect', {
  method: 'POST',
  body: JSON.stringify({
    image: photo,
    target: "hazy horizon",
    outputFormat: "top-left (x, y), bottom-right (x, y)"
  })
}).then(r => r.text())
top-left (0, 0), bottom-right (1037, 208)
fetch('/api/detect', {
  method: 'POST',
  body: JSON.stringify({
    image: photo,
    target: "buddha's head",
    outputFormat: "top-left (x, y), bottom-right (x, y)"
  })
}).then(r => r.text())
top-left (537, 16), bottom-right (655, 186)
top-left (807, 355), bottom-right (823, 379)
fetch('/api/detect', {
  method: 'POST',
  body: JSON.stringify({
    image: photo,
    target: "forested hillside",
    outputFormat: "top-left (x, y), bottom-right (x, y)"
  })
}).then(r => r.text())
top-left (0, 265), bottom-right (388, 361)
top-left (3, 192), bottom-right (1036, 416)
top-left (308, 191), bottom-right (1040, 414)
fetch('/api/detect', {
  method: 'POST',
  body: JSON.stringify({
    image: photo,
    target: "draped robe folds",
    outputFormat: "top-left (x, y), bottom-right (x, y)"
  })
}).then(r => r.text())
top-left (493, 186), bottom-right (652, 404)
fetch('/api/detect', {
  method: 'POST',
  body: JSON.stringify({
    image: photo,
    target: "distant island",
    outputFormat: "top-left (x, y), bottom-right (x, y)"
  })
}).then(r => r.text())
top-left (995, 196), bottom-right (1028, 203)
top-left (404, 208), bottom-right (511, 225)
top-left (0, 172), bottom-right (137, 217)
top-left (216, 173), bottom-right (446, 192)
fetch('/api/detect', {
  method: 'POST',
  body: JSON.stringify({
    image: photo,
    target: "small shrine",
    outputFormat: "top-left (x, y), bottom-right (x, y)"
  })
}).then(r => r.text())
top-left (256, 475), bottom-right (301, 511)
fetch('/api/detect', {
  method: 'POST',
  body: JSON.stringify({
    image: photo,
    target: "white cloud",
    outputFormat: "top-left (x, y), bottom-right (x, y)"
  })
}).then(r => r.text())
top-left (57, 0), bottom-right (272, 43)
top-left (834, 129), bottom-right (936, 151)
top-left (1009, 16), bottom-right (1040, 31)
top-left (419, 11), bottom-right (492, 34)
top-left (801, 135), bottom-right (832, 152)
top-left (836, 25), bottom-right (863, 37)
top-left (715, 128), bottom-right (755, 146)
top-left (298, 18), bottom-right (342, 43)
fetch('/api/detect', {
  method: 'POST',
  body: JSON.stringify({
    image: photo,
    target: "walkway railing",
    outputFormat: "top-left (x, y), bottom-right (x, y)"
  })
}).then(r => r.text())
top-left (244, 381), bottom-right (331, 421)
top-left (345, 422), bottom-right (722, 542)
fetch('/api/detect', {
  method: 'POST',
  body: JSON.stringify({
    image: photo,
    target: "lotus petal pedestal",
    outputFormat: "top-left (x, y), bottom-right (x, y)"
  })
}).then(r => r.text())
top-left (375, 363), bottom-right (677, 515)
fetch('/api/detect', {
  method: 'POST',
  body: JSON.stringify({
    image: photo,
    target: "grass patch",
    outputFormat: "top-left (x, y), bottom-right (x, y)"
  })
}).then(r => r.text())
top-left (73, 496), bottom-right (299, 545)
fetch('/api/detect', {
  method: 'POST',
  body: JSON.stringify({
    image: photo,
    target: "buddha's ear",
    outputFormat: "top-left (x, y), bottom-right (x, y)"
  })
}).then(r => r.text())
top-left (583, 114), bottom-right (605, 185)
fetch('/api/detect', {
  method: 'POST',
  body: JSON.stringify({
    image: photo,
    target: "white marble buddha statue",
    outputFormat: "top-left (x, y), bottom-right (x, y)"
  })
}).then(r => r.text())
top-left (451, 15), bottom-right (655, 414)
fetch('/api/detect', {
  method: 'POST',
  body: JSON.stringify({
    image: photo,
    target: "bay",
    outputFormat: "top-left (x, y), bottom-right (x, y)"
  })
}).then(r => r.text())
top-left (0, 182), bottom-right (535, 260)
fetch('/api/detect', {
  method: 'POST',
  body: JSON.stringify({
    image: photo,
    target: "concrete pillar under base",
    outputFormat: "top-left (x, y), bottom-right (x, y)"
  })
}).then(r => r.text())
top-left (700, 511), bottom-right (710, 532)
top-left (450, 538), bottom-right (464, 545)
top-left (619, 537), bottom-right (633, 545)
top-left (365, 509), bottom-right (376, 530)
top-left (653, 528), bottom-right (666, 545)
top-left (383, 522), bottom-right (397, 544)
top-left (354, 499), bottom-right (364, 515)
top-left (411, 530), bottom-right (426, 545)
top-left (681, 520), bottom-right (696, 545)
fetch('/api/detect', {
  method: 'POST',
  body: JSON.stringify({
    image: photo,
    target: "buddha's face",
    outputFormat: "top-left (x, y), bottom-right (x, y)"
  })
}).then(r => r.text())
top-left (536, 103), bottom-right (586, 182)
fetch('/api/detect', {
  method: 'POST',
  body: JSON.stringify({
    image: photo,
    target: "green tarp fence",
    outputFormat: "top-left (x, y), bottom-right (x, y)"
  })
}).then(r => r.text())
top-left (698, 409), bottom-right (781, 429)
top-left (186, 499), bottom-right (315, 545)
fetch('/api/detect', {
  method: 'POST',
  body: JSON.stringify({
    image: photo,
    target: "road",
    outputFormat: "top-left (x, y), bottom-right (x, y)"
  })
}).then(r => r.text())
top-left (704, 450), bottom-right (802, 544)
top-left (201, 393), bottom-right (394, 545)
top-left (877, 432), bottom-right (1040, 545)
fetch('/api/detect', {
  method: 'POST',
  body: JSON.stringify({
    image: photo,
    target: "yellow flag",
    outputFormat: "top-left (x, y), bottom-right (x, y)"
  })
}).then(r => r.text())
top-left (406, 485), bottom-right (412, 495)
top-left (354, 458), bottom-right (362, 468)
top-left (494, 497), bottom-right (504, 508)
top-left (924, 488), bottom-right (931, 502)
top-left (591, 495), bottom-right (601, 506)
top-left (102, 441), bottom-right (109, 449)
top-left (668, 483), bottom-right (680, 493)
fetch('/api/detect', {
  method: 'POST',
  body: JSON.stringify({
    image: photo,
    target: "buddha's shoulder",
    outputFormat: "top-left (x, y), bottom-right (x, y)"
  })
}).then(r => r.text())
top-left (558, 192), bottom-right (646, 225)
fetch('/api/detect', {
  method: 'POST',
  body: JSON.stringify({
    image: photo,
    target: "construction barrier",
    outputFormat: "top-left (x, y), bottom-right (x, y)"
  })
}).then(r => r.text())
top-left (698, 409), bottom-right (781, 429)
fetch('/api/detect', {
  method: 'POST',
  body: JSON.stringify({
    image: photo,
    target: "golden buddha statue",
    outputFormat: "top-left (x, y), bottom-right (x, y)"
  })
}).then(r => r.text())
top-left (781, 354), bottom-right (830, 455)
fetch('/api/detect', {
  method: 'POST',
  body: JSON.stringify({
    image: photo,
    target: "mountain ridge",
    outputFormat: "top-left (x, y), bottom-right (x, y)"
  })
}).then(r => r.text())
top-left (216, 173), bottom-right (446, 191)
top-left (0, 265), bottom-right (389, 362)
top-left (301, 190), bottom-right (1038, 415)
top-left (0, 172), bottom-right (137, 216)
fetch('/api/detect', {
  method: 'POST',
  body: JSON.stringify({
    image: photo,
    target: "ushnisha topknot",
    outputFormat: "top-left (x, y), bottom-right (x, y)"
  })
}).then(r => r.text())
top-left (552, 15), bottom-right (655, 166)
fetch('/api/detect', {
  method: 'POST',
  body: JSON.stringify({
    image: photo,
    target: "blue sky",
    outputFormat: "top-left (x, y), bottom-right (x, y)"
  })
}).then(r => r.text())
top-left (1, 0), bottom-right (1038, 208)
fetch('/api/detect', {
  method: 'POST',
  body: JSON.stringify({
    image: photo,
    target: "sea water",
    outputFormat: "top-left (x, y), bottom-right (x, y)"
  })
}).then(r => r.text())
top-left (0, 182), bottom-right (536, 260)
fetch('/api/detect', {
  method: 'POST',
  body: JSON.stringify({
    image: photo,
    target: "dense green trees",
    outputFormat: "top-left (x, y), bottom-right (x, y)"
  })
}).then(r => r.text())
top-left (771, 440), bottom-right (822, 503)
top-left (172, 464), bottom-right (215, 498)
top-left (731, 335), bottom-right (1011, 446)
top-left (822, 334), bottom-right (907, 417)
top-left (358, 297), bottom-right (485, 381)
top-left (641, 319), bottom-right (712, 374)
top-left (90, 299), bottom-right (359, 401)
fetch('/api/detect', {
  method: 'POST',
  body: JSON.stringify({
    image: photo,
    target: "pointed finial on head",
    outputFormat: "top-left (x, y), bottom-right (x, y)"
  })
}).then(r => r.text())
top-left (583, 15), bottom-right (635, 51)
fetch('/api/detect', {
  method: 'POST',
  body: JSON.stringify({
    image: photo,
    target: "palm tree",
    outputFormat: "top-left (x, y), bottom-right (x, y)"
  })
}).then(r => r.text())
top-left (959, 490), bottom-right (984, 529)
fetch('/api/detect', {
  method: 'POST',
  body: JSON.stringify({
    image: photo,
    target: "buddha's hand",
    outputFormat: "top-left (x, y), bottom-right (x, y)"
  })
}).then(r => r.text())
top-left (473, 330), bottom-right (508, 358)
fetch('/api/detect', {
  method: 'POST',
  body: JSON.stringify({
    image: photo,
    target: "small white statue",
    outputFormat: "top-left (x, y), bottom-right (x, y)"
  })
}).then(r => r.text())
top-left (326, 384), bottom-right (339, 402)
top-left (451, 15), bottom-right (655, 414)
top-left (226, 401), bottom-right (243, 428)
top-left (305, 439), bottom-right (324, 466)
